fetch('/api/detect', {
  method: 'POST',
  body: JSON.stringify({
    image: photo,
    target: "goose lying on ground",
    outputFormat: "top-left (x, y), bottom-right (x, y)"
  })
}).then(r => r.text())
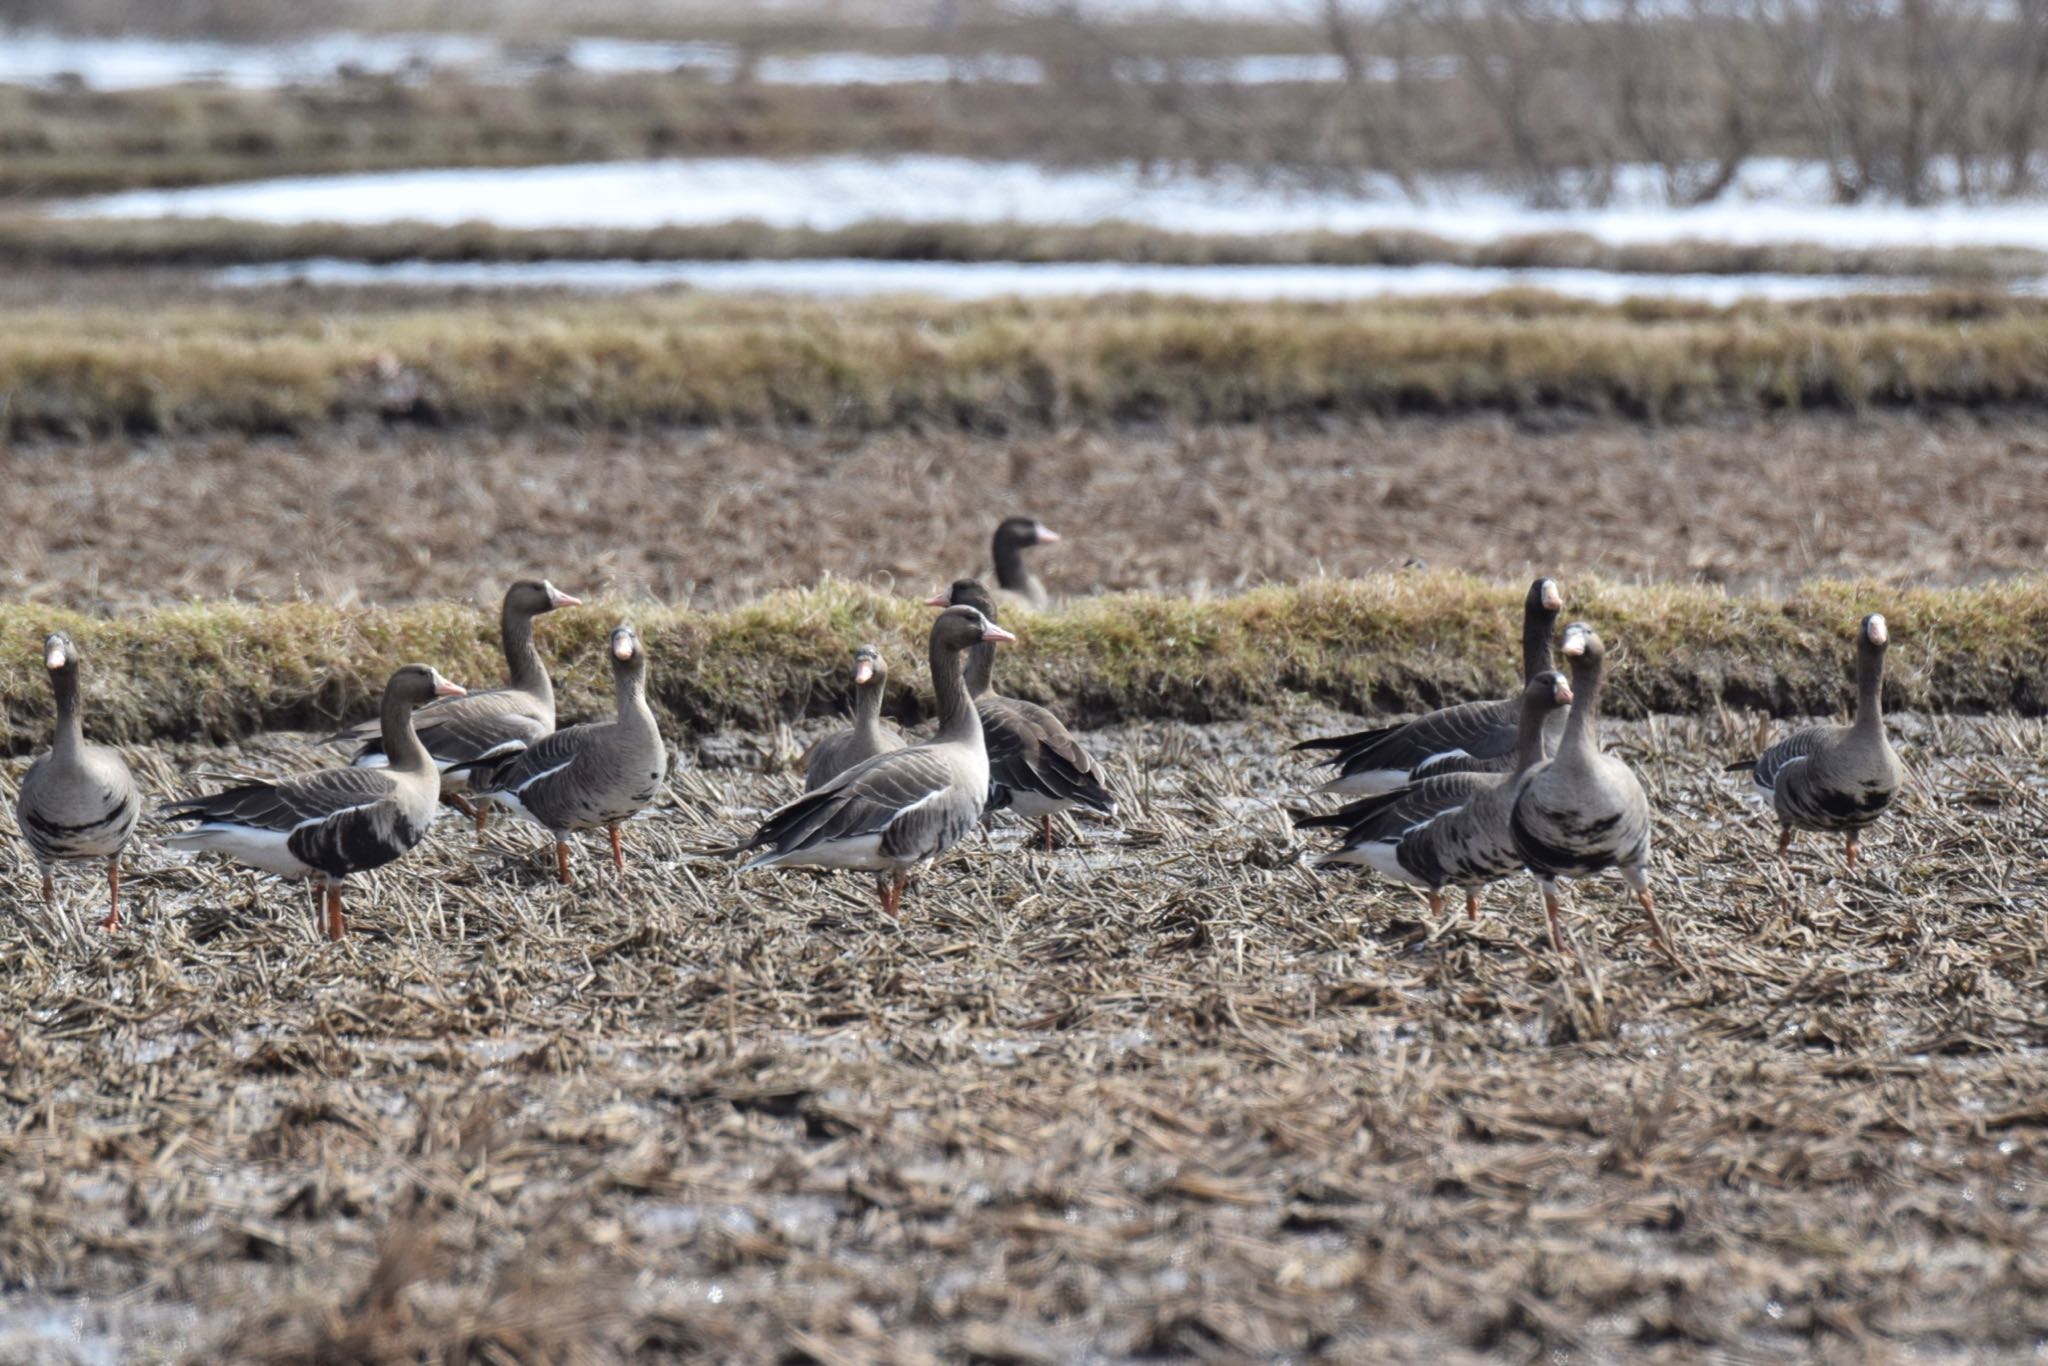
top-left (1509, 624), bottom-right (1674, 960)
top-left (990, 515), bottom-right (1060, 611)
top-left (1730, 613), bottom-right (1902, 867)
top-left (331, 578), bottom-right (579, 831)
top-left (162, 664), bottom-right (465, 942)
top-left (804, 643), bottom-right (904, 791)
top-left (1294, 577), bottom-right (1564, 794)
top-left (469, 625), bottom-right (667, 885)
top-left (925, 578), bottom-right (1118, 850)
top-left (16, 632), bottom-right (142, 933)
top-left (1296, 669), bottom-right (1573, 924)
top-left (728, 605), bottom-right (1014, 919)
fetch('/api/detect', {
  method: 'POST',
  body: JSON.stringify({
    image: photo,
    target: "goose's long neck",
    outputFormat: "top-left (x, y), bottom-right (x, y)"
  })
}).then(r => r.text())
top-left (1853, 644), bottom-right (1885, 736)
top-left (931, 636), bottom-right (982, 746)
top-left (1512, 694), bottom-right (1554, 774)
top-left (614, 661), bottom-right (658, 737)
top-left (503, 605), bottom-right (552, 708)
top-left (1558, 655), bottom-right (1604, 765)
top-left (962, 641), bottom-right (996, 698)
top-left (853, 673), bottom-right (887, 737)
top-left (380, 687), bottom-right (434, 775)
top-left (992, 537), bottom-right (1028, 593)
top-left (49, 668), bottom-right (83, 762)
top-left (1521, 603), bottom-right (1555, 684)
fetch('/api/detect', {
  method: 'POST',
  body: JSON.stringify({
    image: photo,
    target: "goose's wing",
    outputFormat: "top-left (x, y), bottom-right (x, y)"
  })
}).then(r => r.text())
top-left (1295, 773), bottom-right (1489, 843)
top-left (1301, 698), bottom-right (1518, 784)
top-left (160, 765), bottom-right (400, 832)
top-left (468, 722), bottom-right (598, 794)
top-left (740, 746), bottom-right (965, 864)
top-left (345, 689), bottom-right (549, 769)
top-left (1741, 725), bottom-right (1832, 793)
top-left (981, 697), bottom-right (1117, 817)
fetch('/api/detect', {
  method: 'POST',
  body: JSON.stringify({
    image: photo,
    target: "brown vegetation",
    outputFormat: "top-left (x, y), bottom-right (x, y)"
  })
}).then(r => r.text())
top-left (6, 214), bottom-right (2039, 280)
top-left (0, 576), bottom-right (2043, 753)
top-left (9, 288), bottom-right (2048, 438)
top-left (1, 709), bottom-right (2043, 1358)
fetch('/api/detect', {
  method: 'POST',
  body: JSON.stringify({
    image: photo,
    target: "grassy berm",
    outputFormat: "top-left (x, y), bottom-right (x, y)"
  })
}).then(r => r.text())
top-left (1, 577), bottom-right (2044, 753)
top-left (0, 707), bottom-right (2043, 1358)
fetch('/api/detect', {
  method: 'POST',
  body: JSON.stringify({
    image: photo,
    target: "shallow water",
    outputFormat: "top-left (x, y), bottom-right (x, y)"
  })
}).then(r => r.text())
top-left (67, 154), bottom-right (2048, 253)
top-left (211, 255), bottom-right (1948, 304)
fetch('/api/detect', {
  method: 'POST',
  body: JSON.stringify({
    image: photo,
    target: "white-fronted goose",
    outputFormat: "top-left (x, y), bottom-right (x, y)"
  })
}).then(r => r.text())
top-left (1297, 669), bottom-right (1573, 923)
top-left (162, 664), bottom-right (465, 941)
top-left (470, 625), bottom-right (667, 885)
top-left (1509, 624), bottom-right (1672, 958)
top-left (990, 515), bottom-right (1060, 611)
top-left (924, 578), bottom-right (1118, 851)
top-left (16, 632), bottom-right (142, 932)
top-left (1731, 613), bottom-right (1902, 867)
top-left (803, 643), bottom-right (905, 792)
top-left (730, 605), bottom-right (1015, 918)
top-left (1295, 577), bottom-right (1564, 794)
top-left (329, 578), bottom-right (579, 830)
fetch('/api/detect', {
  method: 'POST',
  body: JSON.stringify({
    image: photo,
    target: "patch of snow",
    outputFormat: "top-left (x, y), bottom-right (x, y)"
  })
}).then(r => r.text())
top-left (64, 154), bottom-right (2048, 254)
top-left (212, 255), bottom-right (1963, 304)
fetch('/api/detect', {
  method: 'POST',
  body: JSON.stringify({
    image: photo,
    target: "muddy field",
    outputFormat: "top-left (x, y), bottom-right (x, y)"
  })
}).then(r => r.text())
top-left (2, 707), bottom-right (2045, 1359)
top-left (6, 413), bottom-right (2047, 611)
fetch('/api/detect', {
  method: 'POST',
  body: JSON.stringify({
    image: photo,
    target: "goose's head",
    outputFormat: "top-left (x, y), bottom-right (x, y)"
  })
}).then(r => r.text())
top-left (1531, 577), bottom-right (1563, 615)
top-left (1527, 669), bottom-right (1573, 711)
top-left (1559, 622), bottom-right (1604, 667)
top-left (994, 516), bottom-right (1059, 555)
top-left (42, 632), bottom-right (76, 677)
top-left (506, 578), bottom-right (582, 616)
top-left (388, 663), bottom-right (466, 706)
top-left (932, 605), bottom-right (1015, 652)
top-left (1861, 613), bottom-right (1889, 649)
top-left (924, 578), bottom-right (998, 623)
top-left (852, 643), bottom-right (886, 688)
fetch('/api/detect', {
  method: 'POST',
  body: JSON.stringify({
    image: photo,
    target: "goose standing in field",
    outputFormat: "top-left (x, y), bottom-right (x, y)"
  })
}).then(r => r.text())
top-left (1294, 577), bottom-right (1564, 794)
top-left (728, 605), bottom-right (1014, 918)
top-left (468, 625), bottom-right (667, 885)
top-left (16, 632), bottom-right (142, 932)
top-left (328, 578), bottom-right (579, 832)
top-left (1730, 613), bottom-right (1902, 867)
top-left (161, 664), bottom-right (466, 942)
top-left (990, 515), bottom-right (1061, 611)
top-left (1509, 623), bottom-right (1674, 959)
top-left (803, 643), bottom-right (904, 791)
top-left (925, 578), bottom-right (1118, 850)
top-left (1295, 669), bottom-right (1573, 924)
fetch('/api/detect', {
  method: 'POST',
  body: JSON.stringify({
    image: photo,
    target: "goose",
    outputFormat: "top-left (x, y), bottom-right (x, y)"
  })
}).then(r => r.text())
top-left (1509, 624), bottom-right (1673, 958)
top-left (16, 632), bottom-right (142, 932)
top-left (468, 625), bottom-right (667, 885)
top-left (1294, 577), bottom-right (1564, 794)
top-left (328, 578), bottom-right (579, 831)
top-left (728, 605), bottom-right (1014, 918)
top-left (161, 664), bottom-right (465, 942)
top-left (1730, 613), bottom-right (1902, 867)
top-left (1296, 669), bottom-right (1573, 923)
top-left (990, 515), bottom-right (1060, 611)
top-left (924, 578), bottom-right (1118, 851)
top-left (803, 643), bottom-right (905, 792)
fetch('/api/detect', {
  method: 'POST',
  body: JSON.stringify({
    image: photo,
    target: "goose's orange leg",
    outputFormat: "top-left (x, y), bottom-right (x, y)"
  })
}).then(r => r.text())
top-left (324, 883), bottom-right (345, 942)
top-left (555, 840), bottom-right (574, 886)
top-left (1465, 891), bottom-right (1481, 922)
top-left (610, 823), bottom-right (625, 874)
top-left (102, 858), bottom-right (121, 933)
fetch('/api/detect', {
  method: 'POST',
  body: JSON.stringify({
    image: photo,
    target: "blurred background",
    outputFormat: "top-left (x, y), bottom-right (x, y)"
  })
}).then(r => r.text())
top-left (3, 0), bottom-right (2043, 607)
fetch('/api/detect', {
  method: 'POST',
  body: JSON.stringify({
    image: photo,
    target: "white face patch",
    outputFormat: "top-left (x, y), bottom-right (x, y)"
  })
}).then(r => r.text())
top-left (45, 646), bottom-right (67, 670)
top-left (1866, 615), bottom-right (1888, 646)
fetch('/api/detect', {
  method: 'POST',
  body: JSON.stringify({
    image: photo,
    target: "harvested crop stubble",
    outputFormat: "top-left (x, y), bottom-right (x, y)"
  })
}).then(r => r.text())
top-left (0, 577), bottom-right (2045, 752)
top-left (8, 289), bottom-right (2048, 436)
top-left (1, 710), bottom-right (2044, 1358)
top-left (5, 416), bottom-right (2044, 608)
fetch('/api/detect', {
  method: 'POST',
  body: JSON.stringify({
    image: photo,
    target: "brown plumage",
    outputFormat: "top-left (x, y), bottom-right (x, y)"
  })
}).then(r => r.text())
top-left (803, 643), bottom-right (905, 791)
top-left (162, 664), bottom-right (466, 941)
top-left (16, 632), bottom-right (142, 932)
top-left (470, 625), bottom-right (667, 885)
top-left (329, 578), bottom-right (579, 831)
top-left (1732, 613), bottom-right (1903, 868)
top-left (729, 606), bottom-right (1015, 919)
top-left (925, 578), bottom-right (1117, 851)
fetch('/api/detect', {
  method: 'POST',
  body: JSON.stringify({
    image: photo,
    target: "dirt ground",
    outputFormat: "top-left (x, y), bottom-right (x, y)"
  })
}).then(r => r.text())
top-left (2, 707), bottom-right (2044, 1360)
top-left (6, 413), bottom-right (2047, 611)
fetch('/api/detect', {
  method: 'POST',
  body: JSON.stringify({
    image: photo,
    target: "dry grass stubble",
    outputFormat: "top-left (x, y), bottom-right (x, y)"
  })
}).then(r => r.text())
top-left (2, 707), bottom-right (2045, 1358)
